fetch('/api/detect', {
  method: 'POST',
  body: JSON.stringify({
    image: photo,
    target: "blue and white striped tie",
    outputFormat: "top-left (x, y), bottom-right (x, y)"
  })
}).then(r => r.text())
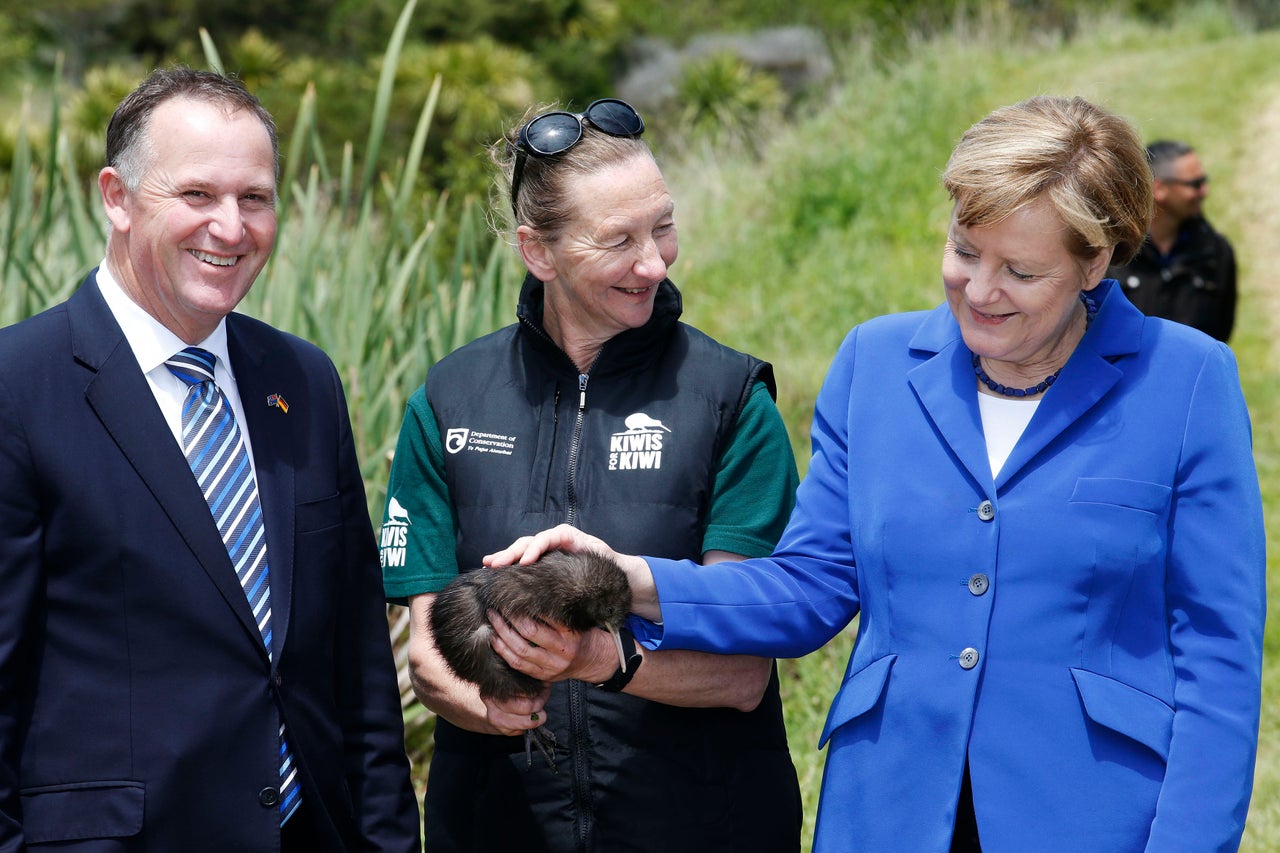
top-left (165, 346), bottom-right (302, 824)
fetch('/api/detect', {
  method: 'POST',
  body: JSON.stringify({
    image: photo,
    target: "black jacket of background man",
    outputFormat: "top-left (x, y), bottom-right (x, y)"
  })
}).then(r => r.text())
top-left (1108, 216), bottom-right (1237, 342)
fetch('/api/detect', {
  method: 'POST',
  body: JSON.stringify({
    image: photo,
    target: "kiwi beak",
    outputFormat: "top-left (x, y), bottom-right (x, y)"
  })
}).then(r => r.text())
top-left (610, 626), bottom-right (627, 672)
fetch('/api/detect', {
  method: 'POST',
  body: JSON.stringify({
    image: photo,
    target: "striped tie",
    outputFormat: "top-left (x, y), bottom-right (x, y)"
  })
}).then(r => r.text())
top-left (165, 347), bottom-right (302, 824)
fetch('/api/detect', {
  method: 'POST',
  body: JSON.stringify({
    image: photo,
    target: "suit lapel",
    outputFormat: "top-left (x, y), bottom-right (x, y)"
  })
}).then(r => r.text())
top-left (908, 323), bottom-right (993, 490)
top-left (993, 349), bottom-right (1121, 488)
top-left (905, 282), bottom-right (1142, 492)
top-left (228, 317), bottom-right (297, 666)
top-left (69, 279), bottom-right (269, 658)
top-left (994, 283), bottom-right (1139, 488)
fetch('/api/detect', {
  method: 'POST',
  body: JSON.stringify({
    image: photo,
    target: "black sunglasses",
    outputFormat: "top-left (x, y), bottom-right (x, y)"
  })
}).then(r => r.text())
top-left (510, 99), bottom-right (646, 214)
top-left (1164, 175), bottom-right (1209, 190)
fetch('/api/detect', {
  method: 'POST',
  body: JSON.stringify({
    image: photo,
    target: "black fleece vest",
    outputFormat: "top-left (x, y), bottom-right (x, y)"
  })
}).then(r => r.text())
top-left (422, 277), bottom-right (799, 852)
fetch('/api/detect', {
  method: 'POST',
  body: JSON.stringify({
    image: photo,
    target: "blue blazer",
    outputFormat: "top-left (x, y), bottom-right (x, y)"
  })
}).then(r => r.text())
top-left (0, 274), bottom-right (420, 851)
top-left (639, 280), bottom-right (1265, 852)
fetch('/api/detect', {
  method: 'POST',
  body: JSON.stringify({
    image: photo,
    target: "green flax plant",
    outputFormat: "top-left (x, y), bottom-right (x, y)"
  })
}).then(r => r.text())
top-left (2, 56), bottom-right (104, 328)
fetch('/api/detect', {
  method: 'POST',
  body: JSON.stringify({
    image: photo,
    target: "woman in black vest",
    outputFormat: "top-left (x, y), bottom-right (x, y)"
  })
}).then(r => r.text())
top-left (380, 99), bottom-right (803, 852)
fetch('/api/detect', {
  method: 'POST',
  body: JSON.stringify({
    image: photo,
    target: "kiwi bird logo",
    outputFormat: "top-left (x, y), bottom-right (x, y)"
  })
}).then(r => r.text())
top-left (623, 413), bottom-right (670, 433)
top-left (430, 550), bottom-right (632, 770)
top-left (386, 497), bottom-right (412, 525)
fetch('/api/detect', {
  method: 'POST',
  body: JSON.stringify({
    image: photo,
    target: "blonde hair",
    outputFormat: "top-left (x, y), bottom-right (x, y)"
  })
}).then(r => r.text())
top-left (942, 96), bottom-right (1152, 265)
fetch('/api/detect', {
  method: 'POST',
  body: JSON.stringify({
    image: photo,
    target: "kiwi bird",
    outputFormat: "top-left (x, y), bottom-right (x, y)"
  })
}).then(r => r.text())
top-left (430, 549), bottom-right (632, 770)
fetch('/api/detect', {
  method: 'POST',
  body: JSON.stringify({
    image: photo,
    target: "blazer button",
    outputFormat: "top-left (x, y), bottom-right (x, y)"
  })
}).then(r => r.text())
top-left (968, 573), bottom-right (989, 596)
top-left (258, 787), bottom-right (280, 807)
top-left (976, 500), bottom-right (995, 522)
top-left (958, 648), bottom-right (980, 670)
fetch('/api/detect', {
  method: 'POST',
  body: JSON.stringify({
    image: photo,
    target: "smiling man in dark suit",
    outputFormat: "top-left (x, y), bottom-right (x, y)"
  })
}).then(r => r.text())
top-left (0, 68), bottom-right (420, 852)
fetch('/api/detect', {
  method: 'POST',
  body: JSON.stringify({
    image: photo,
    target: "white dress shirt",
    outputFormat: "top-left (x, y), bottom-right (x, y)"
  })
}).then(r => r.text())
top-left (977, 392), bottom-right (1038, 477)
top-left (94, 263), bottom-right (259, 475)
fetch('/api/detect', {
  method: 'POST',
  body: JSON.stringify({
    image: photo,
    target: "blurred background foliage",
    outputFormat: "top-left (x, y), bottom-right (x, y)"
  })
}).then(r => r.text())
top-left (3, 0), bottom-right (1278, 208)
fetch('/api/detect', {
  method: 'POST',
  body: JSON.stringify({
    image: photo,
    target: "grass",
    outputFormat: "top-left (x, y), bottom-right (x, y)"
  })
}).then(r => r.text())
top-left (3, 2), bottom-right (1279, 849)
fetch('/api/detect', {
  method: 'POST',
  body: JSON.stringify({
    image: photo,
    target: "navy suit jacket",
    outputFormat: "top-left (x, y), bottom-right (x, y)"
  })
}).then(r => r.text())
top-left (0, 273), bottom-right (420, 851)
top-left (639, 280), bottom-right (1265, 852)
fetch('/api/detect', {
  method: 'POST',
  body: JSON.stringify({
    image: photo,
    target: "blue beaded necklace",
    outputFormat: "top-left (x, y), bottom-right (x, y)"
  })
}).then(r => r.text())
top-left (971, 292), bottom-right (1099, 398)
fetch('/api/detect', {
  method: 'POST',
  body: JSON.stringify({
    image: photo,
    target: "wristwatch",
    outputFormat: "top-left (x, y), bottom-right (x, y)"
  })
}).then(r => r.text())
top-left (596, 626), bottom-right (643, 693)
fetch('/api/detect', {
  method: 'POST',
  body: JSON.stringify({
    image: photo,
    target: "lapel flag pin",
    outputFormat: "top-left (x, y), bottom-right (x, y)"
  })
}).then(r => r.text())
top-left (267, 393), bottom-right (289, 414)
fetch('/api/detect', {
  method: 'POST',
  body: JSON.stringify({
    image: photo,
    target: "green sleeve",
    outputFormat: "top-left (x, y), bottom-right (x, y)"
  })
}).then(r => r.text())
top-left (701, 379), bottom-right (799, 558)
top-left (379, 386), bottom-right (460, 603)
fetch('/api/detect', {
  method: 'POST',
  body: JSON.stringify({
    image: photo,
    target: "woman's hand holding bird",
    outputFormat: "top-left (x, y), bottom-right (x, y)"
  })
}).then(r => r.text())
top-left (490, 610), bottom-right (622, 686)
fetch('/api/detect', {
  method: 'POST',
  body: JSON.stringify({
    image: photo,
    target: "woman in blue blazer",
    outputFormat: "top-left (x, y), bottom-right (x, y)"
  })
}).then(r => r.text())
top-left (485, 96), bottom-right (1266, 852)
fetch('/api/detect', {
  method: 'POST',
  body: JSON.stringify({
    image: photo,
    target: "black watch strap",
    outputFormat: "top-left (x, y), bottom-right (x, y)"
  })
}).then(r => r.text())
top-left (596, 626), bottom-right (643, 693)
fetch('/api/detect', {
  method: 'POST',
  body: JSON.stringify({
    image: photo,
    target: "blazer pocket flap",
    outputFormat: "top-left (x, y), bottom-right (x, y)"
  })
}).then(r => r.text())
top-left (21, 780), bottom-right (144, 843)
top-left (296, 492), bottom-right (343, 533)
top-left (1071, 668), bottom-right (1173, 760)
top-left (819, 655), bottom-right (896, 749)
top-left (1069, 478), bottom-right (1171, 513)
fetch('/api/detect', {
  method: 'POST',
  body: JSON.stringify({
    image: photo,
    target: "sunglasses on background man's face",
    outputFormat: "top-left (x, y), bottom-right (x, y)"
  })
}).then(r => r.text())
top-left (510, 99), bottom-right (645, 213)
top-left (1163, 175), bottom-right (1209, 191)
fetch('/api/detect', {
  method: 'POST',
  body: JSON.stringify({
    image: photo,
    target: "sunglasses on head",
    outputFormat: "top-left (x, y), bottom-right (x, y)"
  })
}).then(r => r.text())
top-left (510, 98), bottom-right (646, 214)
top-left (1164, 175), bottom-right (1209, 190)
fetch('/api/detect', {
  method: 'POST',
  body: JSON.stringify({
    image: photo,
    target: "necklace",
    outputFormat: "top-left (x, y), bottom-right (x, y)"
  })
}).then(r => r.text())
top-left (971, 292), bottom-right (1099, 398)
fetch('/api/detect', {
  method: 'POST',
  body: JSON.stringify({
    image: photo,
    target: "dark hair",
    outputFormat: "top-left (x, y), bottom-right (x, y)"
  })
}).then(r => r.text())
top-left (491, 102), bottom-right (654, 243)
top-left (1144, 139), bottom-right (1195, 181)
top-left (106, 67), bottom-right (278, 190)
top-left (942, 95), bottom-right (1153, 266)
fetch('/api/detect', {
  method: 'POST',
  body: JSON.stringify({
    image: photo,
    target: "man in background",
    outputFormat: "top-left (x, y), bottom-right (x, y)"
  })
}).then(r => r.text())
top-left (0, 67), bottom-right (420, 851)
top-left (1109, 139), bottom-right (1237, 342)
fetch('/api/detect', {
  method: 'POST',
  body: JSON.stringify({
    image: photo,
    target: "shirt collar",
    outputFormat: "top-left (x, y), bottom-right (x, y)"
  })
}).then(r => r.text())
top-left (95, 261), bottom-right (232, 376)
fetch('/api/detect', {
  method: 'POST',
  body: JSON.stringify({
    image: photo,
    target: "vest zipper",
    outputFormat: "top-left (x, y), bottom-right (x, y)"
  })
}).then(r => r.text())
top-left (569, 679), bottom-right (592, 851)
top-left (565, 364), bottom-right (598, 852)
top-left (521, 324), bottom-right (602, 849)
top-left (565, 372), bottom-right (589, 528)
